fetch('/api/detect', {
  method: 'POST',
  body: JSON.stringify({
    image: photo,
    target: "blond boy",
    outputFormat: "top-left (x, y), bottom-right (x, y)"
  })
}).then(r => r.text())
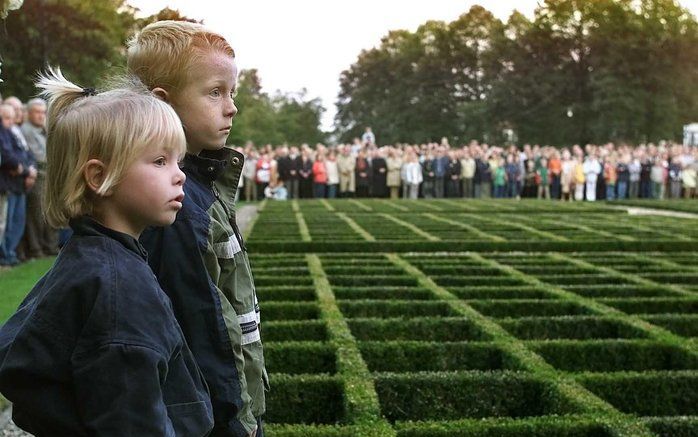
top-left (129, 21), bottom-right (266, 437)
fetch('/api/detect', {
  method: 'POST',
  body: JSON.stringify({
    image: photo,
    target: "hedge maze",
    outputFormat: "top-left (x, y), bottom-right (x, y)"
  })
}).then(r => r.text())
top-left (246, 199), bottom-right (698, 437)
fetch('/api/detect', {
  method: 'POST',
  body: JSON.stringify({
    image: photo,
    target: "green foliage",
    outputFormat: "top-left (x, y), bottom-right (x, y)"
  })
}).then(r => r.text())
top-left (347, 317), bottom-right (489, 342)
top-left (265, 374), bottom-right (345, 424)
top-left (644, 416), bottom-right (698, 437)
top-left (499, 316), bottom-right (648, 340)
top-left (0, 257), bottom-right (55, 323)
top-left (578, 371), bottom-right (698, 416)
top-left (262, 320), bottom-right (328, 342)
top-left (338, 300), bottom-right (457, 319)
top-left (358, 341), bottom-right (516, 373)
top-left (264, 342), bottom-right (336, 375)
top-left (262, 302), bottom-right (320, 321)
top-left (336, 0), bottom-right (698, 145)
top-left (469, 300), bottom-right (594, 318)
top-left (374, 371), bottom-right (579, 422)
top-left (531, 339), bottom-right (698, 372)
top-left (226, 69), bottom-right (327, 146)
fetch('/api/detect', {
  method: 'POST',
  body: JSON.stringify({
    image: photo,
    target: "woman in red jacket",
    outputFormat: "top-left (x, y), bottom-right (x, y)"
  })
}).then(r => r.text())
top-left (312, 151), bottom-right (328, 198)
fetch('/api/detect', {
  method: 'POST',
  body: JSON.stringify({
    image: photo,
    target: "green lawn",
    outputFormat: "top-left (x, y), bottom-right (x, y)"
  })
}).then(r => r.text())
top-left (0, 257), bottom-right (54, 324)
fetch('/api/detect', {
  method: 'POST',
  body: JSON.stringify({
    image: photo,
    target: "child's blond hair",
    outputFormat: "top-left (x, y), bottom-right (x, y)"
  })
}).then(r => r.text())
top-left (127, 20), bottom-right (235, 92)
top-left (37, 68), bottom-right (186, 228)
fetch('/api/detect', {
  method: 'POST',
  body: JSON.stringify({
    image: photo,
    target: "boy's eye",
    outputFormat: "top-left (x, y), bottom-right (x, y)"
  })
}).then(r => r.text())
top-left (210, 89), bottom-right (221, 97)
top-left (154, 157), bottom-right (167, 166)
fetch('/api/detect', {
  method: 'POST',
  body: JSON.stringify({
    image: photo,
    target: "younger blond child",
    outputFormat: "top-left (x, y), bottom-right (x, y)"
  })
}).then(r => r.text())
top-left (0, 69), bottom-right (213, 435)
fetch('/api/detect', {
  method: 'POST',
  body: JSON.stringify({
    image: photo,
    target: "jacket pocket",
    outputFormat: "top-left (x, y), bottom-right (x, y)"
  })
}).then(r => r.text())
top-left (166, 400), bottom-right (213, 436)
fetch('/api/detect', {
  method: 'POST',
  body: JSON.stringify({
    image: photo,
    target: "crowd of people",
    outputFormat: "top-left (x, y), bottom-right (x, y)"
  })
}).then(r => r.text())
top-left (239, 128), bottom-right (698, 203)
top-left (0, 94), bottom-right (58, 267)
top-left (2, 94), bottom-right (697, 266)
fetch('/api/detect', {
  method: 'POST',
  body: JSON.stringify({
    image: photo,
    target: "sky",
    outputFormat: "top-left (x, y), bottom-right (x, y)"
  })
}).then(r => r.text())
top-left (128, 0), bottom-right (698, 131)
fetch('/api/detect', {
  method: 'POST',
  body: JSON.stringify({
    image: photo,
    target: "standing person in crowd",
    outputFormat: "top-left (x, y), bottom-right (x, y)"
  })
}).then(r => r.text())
top-left (0, 103), bottom-right (36, 266)
top-left (460, 149), bottom-right (475, 198)
top-left (628, 154), bottom-right (641, 198)
top-left (298, 147), bottom-right (313, 198)
top-left (337, 145), bottom-right (355, 197)
top-left (355, 149), bottom-right (371, 198)
top-left (243, 145), bottom-right (258, 201)
top-left (421, 151), bottom-right (436, 198)
top-left (276, 146), bottom-right (293, 197)
top-left (583, 152), bottom-right (602, 201)
top-left (312, 151), bottom-right (328, 198)
top-left (651, 156), bottom-right (667, 199)
top-left (386, 148), bottom-right (402, 199)
top-left (548, 150), bottom-right (562, 200)
top-left (325, 150), bottom-right (340, 198)
top-left (640, 156), bottom-right (652, 199)
top-left (573, 155), bottom-right (585, 201)
top-left (523, 160), bottom-right (537, 198)
top-left (21, 98), bottom-right (57, 258)
top-left (477, 153), bottom-right (492, 198)
top-left (287, 146), bottom-right (302, 199)
top-left (371, 148), bottom-right (388, 197)
top-left (361, 127), bottom-right (375, 146)
top-left (604, 155), bottom-right (617, 201)
top-left (255, 152), bottom-right (272, 200)
top-left (682, 162), bottom-right (697, 198)
top-left (433, 147), bottom-right (447, 198)
top-left (446, 151), bottom-right (461, 198)
top-left (669, 157), bottom-right (682, 198)
top-left (403, 150), bottom-right (422, 199)
top-left (536, 157), bottom-right (550, 199)
top-left (493, 156), bottom-right (507, 198)
top-left (560, 149), bottom-right (574, 201)
top-left (505, 153), bottom-right (521, 199)
top-left (616, 155), bottom-right (630, 200)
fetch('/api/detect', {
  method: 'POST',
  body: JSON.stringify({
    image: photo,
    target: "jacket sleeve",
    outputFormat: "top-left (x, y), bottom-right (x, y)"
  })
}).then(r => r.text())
top-left (72, 342), bottom-right (175, 436)
top-left (0, 133), bottom-right (20, 170)
top-left (141, 219), bottom-right (255, 437)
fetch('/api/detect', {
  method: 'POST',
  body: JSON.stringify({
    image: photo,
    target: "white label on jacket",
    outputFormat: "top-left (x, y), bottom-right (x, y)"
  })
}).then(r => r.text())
top-left (238, 310), bottom-right (260, 345)
top-left (213, 236), bottom-right (242, 259)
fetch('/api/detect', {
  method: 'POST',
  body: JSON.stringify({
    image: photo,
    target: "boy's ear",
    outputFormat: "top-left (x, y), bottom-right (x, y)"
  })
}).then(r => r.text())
top-left (152, 87), bottom-right (170, 102)
top-left (84, 159), bottom-right (111, 196)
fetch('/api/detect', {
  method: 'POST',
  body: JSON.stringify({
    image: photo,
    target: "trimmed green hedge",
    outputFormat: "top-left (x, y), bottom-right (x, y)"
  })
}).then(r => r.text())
top-left (264, 342), bottom-right (336, 375)
top-left (263, 302), bottom-right (320, 321)
top-left (333, 286), bottom-right (436, 301)
top-left (348, 317), bottom-right (489, 342)
top-left (642, 315), bottom-right (698, 337)
top-left (263, 320), bottom-right (328, 342)
top-left (255, 275), bottom-right (315, 286)
top-left (469, 300), bottom-right (595, 318)
top-left (248, 240), bottom-right (697, 253)
top-left (265, 374), bottom-right (345, 424)
top-left (359, 341), bottom-right (520, 373)
top-left (393, 416), bottom-right (618, 437)
top-left (431, 276), bottom-right (526, 287)
top-left (375, 371), bottom-right (579, 421)
top-left (562, 285), bottom-right (679, 298)
top-left (577, 371), bottom-right (698, 416)
top-left (449, 286), bottom-right (556, 300)
top-left (535, 274), bottom-right (629, 285)
top-left (644, 416), bottom-right (698, 437)
top-left (256, 287), bottom-right (317, 302)
top-left (338, 301), bottom-right (458, 319)
top-left (328, 275), bottom-right (418, 287)
top-left (530, 340), bottom-right (698, 372)
top-left (599, 298), bottom-right (698, 315)
top-left (499, 317), bottom-right (649, 340)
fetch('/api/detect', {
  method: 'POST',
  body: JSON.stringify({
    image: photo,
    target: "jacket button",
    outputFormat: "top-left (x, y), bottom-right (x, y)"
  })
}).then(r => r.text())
top-left (207, 166), bottom-right (215, 172)
top-left (232, 157), bottom-right (240, 165)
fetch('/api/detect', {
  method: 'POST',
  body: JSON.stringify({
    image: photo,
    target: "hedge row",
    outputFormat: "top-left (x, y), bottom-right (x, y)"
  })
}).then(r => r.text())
top-left (529, 339), bottom-right (698, 372)
top-left (265, 374), bottom-right (345, 424)
top-left (328, 275), bottom-right (419, 287)
top-left (448, 286), bottom-right (557, 300)
top-left (358, 341), bottom-right (520, 373)
top-left (576, 371), bottom-right (698, 416)
top-left (642, 314), bottom-right (698, 337)
top-left (347, 317), bottom-right (489, 342)
top-left (263, 302), bottom-right (320, 322)
top-left (468, 300), bottom-right (595, 319)
top-left (256, 287), bottom-right (317, 302)
top-left (374, 371), bottom-right (580, 422)
top-left (248, 240), bottom-right (697, 253)
top-left (264, 342), bottom-right (337, 375)
top-left (338, 300), bottom-right (458, 319)
top-left (561, 285), bottom-right (679, 299)
top-left (598, 298), bottom-right (698, 315)
top-left (263, 320), bottom-right (328, 342)
top-left (333, 286), bottom-right (436, 301)
top-left (498, 316), bottom-right (649, 340)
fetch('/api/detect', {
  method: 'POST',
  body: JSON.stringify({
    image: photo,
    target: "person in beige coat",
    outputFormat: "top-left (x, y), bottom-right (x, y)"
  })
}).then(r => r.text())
top-left (337, 144), bottom-right (356, 197)
top-left (386, 147), bottom-right (403, 199)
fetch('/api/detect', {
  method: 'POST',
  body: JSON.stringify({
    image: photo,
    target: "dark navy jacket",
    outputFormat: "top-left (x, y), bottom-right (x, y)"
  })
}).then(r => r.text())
top-left (0, 125), bottom-right (35, 194)
top-left (141, 150), bottom-right (252, 437)
top-left (0, 216), bottom-right (213, 436)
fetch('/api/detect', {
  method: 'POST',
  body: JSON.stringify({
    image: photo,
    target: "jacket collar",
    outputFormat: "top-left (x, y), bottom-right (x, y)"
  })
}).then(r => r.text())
top-left (69, 215), bottom-right (148, 261)
top-left (181, 148), bottom-right (234, 184)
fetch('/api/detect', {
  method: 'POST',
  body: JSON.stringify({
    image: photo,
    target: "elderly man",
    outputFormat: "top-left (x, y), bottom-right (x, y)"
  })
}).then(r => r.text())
top-left (337, 145), bottom-right (356, 198)
top-left (22, 98), bottom-right (57, 258)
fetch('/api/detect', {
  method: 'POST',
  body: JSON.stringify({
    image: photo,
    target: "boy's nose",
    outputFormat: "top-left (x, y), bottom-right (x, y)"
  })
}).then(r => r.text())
top-left (174, 167), bottom-right (186, 185)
